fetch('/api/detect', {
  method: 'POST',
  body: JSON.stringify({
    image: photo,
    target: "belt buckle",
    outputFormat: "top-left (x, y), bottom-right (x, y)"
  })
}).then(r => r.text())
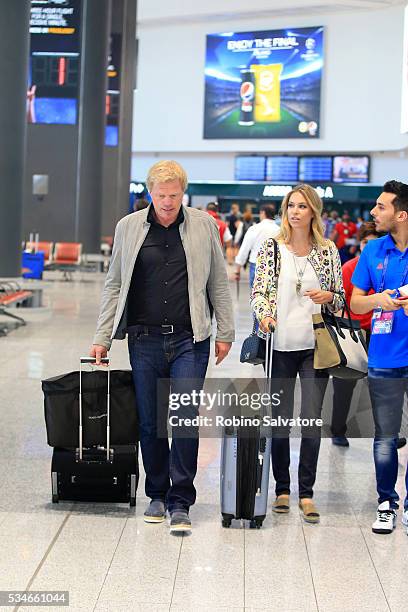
top-left (161, 325), bottom-right (174, 335)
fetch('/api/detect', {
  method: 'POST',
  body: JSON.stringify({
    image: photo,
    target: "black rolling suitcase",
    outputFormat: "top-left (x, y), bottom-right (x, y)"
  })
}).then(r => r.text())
top-left (220, 330), bottom-right (273, 529)
top-left (50, 358), bottom-right (138, 507)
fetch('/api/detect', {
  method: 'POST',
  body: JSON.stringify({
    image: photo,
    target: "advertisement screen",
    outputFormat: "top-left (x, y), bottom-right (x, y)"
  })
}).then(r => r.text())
top-left (299, 156), bottom-right (332, 182)
top-left (235, 156), bottom-right (266, 181)
top-left (266, 156), bottom-right (299, 182)
top-left (333, 156), bottom-right (370, 184)
top-left (105, 33), bottom-right (121, 146)
top-left (28, 0), bottom-right (81, 125)
top-left (204, 26), bottom-right (324, 139)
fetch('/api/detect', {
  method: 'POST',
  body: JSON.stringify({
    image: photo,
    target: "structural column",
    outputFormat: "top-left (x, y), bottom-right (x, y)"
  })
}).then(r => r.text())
top-left (102, 0), bottom-right (137, 234)
top-left (75, 0), bottom-right (111, 252)
top-left (0, 0), bottom-right (31, 276)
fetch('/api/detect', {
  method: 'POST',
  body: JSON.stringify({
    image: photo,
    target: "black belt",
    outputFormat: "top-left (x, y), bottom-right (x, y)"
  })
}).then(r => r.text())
top-left (128, 324), bottom-right (193, 336)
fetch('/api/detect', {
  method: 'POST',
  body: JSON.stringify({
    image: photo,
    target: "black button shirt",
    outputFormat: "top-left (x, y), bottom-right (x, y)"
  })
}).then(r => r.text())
top-left (127, 206), bottom-right (192, 329)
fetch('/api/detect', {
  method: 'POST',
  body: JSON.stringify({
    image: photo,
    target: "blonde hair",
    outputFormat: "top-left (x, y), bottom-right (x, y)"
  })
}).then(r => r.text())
top-left (146, 160), bottom-right (188, 193)
top-left (277, 184), bottom-right (327, 247)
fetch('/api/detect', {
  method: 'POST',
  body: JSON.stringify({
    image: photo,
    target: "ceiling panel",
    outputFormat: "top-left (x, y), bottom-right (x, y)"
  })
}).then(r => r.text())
top-left (138, 0), bottom-right (406, 26)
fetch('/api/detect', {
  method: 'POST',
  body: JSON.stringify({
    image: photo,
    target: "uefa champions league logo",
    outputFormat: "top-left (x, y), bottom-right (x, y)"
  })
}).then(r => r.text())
top-left (305, 38), bottom-right (316, 51)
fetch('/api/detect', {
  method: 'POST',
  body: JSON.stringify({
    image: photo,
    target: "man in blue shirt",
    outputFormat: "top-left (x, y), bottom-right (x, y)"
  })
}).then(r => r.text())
top-left (351, 180), bottom-right (408, 535)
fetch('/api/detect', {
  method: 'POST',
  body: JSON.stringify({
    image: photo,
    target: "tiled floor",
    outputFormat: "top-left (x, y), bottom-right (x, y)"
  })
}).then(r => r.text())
top-left (0, 270), bottom-right (407, 612)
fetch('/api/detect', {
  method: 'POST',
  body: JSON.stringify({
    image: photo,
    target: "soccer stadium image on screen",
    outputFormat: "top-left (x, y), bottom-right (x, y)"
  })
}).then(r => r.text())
top-left (203, 27), bottom-right (324, 139)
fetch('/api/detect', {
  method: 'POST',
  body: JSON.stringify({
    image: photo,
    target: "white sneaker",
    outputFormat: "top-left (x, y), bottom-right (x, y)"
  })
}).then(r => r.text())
top-left (402, 509), bottom-right (408, 535)
top-left (372, 501), bottom-right (397, 534)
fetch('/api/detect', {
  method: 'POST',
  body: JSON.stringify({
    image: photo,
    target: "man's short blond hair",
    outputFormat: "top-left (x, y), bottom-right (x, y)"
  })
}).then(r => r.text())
top-left (146, 160), bottom-right (188, 193)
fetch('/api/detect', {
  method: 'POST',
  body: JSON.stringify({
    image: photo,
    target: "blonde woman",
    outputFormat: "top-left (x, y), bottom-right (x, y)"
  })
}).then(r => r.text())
top-left (251, 184), bottom-right (344, 522)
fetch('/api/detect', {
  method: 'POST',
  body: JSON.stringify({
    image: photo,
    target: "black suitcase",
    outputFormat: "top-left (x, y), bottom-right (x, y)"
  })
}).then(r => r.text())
top-left (51, 445), bottom-right (138, 506)
top-left (51, 358), bottom-right (139, 507)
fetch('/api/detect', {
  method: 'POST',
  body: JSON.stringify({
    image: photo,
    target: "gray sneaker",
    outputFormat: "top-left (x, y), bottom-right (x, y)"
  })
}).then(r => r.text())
top-left (169, 511), bottom-right (192, 533)
top-left (143, 500), bottom-right (166, 523)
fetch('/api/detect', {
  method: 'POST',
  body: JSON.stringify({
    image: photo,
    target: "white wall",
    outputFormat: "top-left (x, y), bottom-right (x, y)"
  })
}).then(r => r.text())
top-left (132, 5), bottom-right (408, 182)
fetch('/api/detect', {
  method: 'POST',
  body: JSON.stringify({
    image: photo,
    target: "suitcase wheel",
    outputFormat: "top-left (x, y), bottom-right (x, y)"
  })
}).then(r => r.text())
top-left (222, 518), bottom-right (232, 528)
top-left (249, 519), bottom-right (263, 529)
top-left (52, 494), bottom-right (59, 504)
top-left (130, 496), bottom-right (136, 508)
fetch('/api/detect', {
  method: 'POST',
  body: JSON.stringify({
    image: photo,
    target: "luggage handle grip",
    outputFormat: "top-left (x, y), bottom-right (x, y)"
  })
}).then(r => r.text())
top-left (81, 357), bottom-right (109, 365)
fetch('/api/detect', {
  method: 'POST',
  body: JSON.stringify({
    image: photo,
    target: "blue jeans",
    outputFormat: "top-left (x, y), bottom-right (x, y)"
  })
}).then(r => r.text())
top-left (128, 329), bottom-right (210, 513)
top-left (368, 366), bottom-right (408, 510)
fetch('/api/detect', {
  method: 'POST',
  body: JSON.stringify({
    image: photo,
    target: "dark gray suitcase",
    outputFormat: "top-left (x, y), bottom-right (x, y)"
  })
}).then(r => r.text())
top-left (51, 358), bottom-right (138, 507)
top-left (220, 330), bottom-right (273, 529)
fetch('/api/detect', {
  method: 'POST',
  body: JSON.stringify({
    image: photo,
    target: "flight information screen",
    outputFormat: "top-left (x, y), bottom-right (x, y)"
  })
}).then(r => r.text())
top-left (298, 156), bottom-right (332, 182)
top-left (235, 156), bottom-right (266, 181)
top-left (266, 156), bottom-right (299, 182)
top-left (105, 33), bottom-right (121, 146)
top-left (28, 0), bottom-right (81, 125)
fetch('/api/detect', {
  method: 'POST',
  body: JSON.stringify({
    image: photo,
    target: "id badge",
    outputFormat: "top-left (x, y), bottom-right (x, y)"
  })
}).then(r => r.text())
top-left (371, 308), bottom-right (394, 335)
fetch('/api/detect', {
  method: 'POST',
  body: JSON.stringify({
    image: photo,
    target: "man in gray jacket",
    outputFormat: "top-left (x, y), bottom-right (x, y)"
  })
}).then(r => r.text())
top-left (90, 160), bottom-right (235, 533)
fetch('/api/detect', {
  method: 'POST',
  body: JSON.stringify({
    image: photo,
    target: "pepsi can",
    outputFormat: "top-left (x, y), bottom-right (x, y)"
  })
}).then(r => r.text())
top-left (239, 68), bottom-right (255, 126)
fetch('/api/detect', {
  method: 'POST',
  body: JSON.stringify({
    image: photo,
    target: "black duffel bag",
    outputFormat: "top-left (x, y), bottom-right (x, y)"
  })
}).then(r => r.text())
top-left (42, 368), bottom-right (138, 447)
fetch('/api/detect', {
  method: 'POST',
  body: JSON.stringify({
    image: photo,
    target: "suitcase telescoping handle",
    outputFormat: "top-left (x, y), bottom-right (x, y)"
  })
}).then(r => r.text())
top-left (79, 357), bottom-right (110, 461)
top-left (257, 324), bottom-right (274, 495)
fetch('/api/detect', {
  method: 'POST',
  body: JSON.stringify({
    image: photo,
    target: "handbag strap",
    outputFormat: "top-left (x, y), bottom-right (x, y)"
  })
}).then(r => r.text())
top-left (252, 237), bottom-right (279, 335)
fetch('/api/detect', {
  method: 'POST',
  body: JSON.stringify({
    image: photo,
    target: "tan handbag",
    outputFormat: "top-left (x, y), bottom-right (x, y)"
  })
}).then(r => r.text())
top-left (312, 313), bottom-right (341, 369)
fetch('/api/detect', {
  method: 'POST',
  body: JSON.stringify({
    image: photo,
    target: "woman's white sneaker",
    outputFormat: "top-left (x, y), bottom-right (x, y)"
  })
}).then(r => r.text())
top-left (372, 501), bottom-right (397, 534)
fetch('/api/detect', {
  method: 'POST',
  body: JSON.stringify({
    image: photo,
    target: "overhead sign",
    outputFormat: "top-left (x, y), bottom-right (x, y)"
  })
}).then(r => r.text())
top-left (28, 0), bottom-right (81, 125)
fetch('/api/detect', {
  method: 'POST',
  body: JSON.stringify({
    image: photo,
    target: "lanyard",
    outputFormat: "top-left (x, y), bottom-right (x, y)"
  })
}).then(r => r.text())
top-left (378, 250), bottom-right (408, 293)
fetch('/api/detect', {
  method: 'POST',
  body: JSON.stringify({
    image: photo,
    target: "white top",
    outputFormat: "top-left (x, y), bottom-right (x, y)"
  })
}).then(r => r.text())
top-left (275, 244), bottom-right (321, 352)
top-left (235, 219), bottom-right (280, 265)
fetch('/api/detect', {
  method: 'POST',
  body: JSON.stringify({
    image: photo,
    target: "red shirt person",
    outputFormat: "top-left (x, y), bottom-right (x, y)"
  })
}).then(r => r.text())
top-left (330, 222), bottom-right (381, 447)
top-left (333, 212), bottom-right (358, 250)
top-left (206, 202), bottom-right (232, 246)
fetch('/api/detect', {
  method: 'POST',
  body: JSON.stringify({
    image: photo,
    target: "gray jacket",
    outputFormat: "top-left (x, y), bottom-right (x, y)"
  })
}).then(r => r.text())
top-left (93, 205), bottom-right (235, 349)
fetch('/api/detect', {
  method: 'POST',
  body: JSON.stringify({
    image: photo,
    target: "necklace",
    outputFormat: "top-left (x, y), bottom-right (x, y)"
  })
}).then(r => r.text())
top-left (292, 254), bottom-right (309, 296)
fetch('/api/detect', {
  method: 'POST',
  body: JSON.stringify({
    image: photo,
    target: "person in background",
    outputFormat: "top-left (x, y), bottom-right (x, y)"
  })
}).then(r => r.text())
top-left (133, 198), bottom-right (150, 212)
top-left (331, 211), bottom-right (358, 263)
top-left (226, 203), bottom-right (242, 264)
top-left (325, 210), bottom-right (338, 239)
top-left (234, 207), bottom-right (255, 248)
top-left (351, 180), bottom-right (408, 535)
top-left (252, 184), bottom-right (344, 524)
top-left (235, 204), bottom-right (279, 288)
top-left (331, 222), bottom-right (381, 446)
top-left (206, 202), bottom-right (232, 247)
top-left (227, 203), bottom-right (242, 236)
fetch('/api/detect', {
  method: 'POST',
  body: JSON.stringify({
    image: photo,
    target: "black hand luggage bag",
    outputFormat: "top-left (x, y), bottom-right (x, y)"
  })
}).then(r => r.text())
top-left (43, 358), bottom-right (139, 507)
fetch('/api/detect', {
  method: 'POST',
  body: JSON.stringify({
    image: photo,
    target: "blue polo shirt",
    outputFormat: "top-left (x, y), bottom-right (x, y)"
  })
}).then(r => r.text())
top-left (352, 234), bottom-right (408, 368)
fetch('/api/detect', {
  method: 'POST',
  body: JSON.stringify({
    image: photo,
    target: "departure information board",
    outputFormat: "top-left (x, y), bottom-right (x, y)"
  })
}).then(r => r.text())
top-left (235, 156), bottom-right (266, 181)
top-left (266, 156), bottom-right (299, 182)
top-left (298, 156), bottom-right (332, 182)
top-left (28, 0), bottom-right (81, 125)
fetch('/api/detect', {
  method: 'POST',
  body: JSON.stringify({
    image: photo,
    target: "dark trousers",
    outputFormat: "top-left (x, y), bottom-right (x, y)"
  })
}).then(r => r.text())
top-left (128, 329), bottom-right (210, 513)
top-left (331, 330), bottom-right (371, 437)
top-left (271, 349), bottom-right (329, 499)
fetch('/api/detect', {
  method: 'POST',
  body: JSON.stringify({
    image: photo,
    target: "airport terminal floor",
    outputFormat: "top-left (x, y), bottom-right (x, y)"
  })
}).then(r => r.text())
top-left (0, 270), bottom-right (407, 612)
